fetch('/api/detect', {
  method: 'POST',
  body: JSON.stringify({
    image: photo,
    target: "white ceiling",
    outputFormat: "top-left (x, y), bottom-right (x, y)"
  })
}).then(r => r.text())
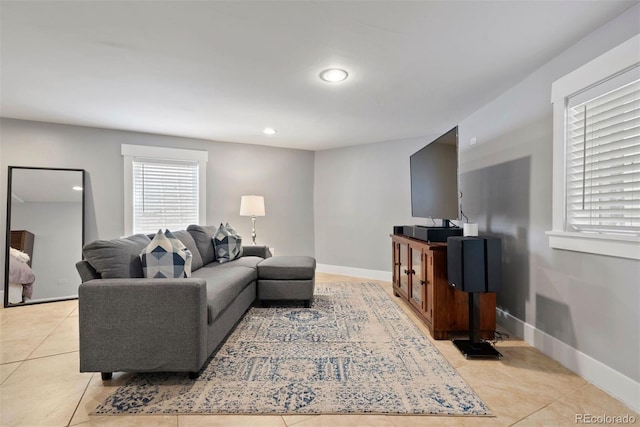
top-left (1, 1), bottom-right (637, 151)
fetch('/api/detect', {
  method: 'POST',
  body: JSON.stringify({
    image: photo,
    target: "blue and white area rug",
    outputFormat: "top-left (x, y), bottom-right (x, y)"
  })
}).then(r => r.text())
top-left (93, 282), bottom-right (491, 416)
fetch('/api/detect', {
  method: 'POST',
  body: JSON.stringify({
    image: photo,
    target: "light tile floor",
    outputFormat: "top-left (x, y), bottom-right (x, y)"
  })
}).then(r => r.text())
top-left (0, 273), bottom-right (637, 426)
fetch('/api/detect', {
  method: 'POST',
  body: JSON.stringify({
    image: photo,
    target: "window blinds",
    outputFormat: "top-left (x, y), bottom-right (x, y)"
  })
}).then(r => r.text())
top-left (566, 67), bottom-right (640, 235)
top-left (132, 158), bottom-right (199, 234)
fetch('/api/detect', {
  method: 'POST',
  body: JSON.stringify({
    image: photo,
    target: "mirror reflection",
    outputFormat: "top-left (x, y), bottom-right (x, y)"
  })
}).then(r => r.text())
top-left (5, 167), bottom-right (85, 306)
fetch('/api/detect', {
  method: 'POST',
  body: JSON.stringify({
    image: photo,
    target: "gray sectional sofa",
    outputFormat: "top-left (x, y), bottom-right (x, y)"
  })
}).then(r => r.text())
top-left (76, 225), bottom-right (271, 380)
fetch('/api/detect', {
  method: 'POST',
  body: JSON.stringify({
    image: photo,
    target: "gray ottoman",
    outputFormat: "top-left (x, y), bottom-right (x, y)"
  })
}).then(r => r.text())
top-left (257, 256), bottom-right (316, 307)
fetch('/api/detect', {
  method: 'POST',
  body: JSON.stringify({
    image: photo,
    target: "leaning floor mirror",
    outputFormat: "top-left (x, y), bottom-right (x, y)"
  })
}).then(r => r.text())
top-left (4, 167), bottom-right (85, 307)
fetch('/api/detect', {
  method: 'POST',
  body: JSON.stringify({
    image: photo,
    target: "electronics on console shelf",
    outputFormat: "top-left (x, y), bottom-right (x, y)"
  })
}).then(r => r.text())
top-left (393, 225), bottom-right (462, 243)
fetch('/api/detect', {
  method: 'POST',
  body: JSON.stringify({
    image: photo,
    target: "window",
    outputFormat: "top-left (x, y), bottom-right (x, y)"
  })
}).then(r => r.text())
top-left (547, 34), bottom-right (640, 260)
top-left (566, 69), bottom-right (639, 235)
top-left (122, 145), bottom-right (208, 235)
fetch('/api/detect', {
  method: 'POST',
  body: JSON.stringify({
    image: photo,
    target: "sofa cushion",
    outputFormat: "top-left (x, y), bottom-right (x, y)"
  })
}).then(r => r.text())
top-left (213, 223), bottom-right (242, 263)
top-left (257, 256), bottom-right (316, 280)
top-left (83, 234), bottom-right (151, 279)
top-left (170, 230), bottom-right (203, 271)
top-left (213, 256), bottom-right (263, 270)
top-left (191, 264), bottom-right (257, 323)
top-left (140, 230), bottom-right (193, 278)
top-left (187, 224), bottom-right (217, 265)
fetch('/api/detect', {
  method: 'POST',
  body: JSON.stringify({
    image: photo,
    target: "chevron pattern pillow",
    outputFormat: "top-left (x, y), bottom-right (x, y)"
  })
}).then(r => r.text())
top-left (140, 229), bottom-right (193, 278)
top-left (213, 223), bottom-right (242, 263)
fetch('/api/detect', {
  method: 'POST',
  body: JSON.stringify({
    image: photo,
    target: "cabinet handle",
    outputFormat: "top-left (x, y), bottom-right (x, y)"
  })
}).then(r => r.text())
top-left (420, 280), bottom-right (426, 285)
top-left (410, 269), bottom-right (416, 275)
top-left (403, 269), bottom-right (408, 275)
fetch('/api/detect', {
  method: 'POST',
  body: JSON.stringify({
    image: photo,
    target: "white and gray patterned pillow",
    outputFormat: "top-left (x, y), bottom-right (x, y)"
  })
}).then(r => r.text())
top-left (213, 223), bottom-right (242, 263)
top-left (140, 229), bottom-right (193, 278)
top-left (225, 222), bottom-right (239, 235)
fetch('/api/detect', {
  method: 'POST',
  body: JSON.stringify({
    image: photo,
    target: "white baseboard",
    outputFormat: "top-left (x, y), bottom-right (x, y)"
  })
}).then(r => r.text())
top-left (497, 308), bottom-right (640, 413)
top-left (316, 264), bottom-right (392, 282)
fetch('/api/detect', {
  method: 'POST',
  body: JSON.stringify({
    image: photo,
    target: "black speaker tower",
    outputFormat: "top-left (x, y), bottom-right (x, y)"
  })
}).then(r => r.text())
top-left (447, 236), bottom-right (503, 359)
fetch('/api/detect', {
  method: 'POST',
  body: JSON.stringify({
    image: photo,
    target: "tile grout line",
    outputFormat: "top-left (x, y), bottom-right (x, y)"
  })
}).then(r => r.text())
top-left (0, 303), bottom-right (77, 387)
top-left (0, 360), bottom-right (24, 386)
top-left (25, 349), bottom-right (80, 362)
top-left (23, 315), bottom-right (72, 361)
top-left (283, 415), bottom-right (320, 426)
top-left (66, 373), bottom-right (94, 427)
top-left (508, 399), bottom-right (560, 426)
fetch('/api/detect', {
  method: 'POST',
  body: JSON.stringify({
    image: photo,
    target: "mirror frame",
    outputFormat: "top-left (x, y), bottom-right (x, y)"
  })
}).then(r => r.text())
top-left (4, 166), bottom-right (86, 308)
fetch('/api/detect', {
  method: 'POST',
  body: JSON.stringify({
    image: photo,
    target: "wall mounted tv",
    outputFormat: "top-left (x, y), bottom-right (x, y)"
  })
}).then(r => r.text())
top-left (410, 126), bottom-right (459, 225)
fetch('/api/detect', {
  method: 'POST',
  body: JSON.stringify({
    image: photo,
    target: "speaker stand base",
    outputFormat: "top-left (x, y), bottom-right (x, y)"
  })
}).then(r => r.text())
top-left (453, 339), bottom-right (503, 359)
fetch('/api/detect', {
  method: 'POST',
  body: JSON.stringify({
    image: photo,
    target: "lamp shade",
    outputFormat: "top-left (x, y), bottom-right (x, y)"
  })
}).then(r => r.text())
top-left (240, 195), bottom-right (265, 217)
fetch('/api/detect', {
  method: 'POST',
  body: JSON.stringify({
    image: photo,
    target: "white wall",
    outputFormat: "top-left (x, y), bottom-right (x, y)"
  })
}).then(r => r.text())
top-left (314, 3), bottom-right (640, 410)
top-left (1, 118), bottom-right (316, 289)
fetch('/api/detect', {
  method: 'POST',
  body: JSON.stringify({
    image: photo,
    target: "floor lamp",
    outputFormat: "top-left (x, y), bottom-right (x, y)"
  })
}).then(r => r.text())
top-left (240, 195), bottom-right (265, 245)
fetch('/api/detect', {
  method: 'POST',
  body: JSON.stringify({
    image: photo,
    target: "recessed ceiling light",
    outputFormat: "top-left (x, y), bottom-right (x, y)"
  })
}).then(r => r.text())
top-left (72, 186), bottom-right (83, 191)
top-left (319, 68), bottom-right (348, 83)
top-left (263, 127), bottom-right (277, 135)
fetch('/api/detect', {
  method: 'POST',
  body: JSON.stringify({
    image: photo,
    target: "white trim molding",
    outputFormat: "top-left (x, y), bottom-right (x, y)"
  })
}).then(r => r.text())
top-left (550, 34), bottom-right (640, 104)
top-left (546, 231), bottom-right (640, 260)
top-left (548, 34), bottom-right (640, 259)
top-left (316, 264), bottom-right (392, 282)
top-left (497, 308), bottom-right (640, 413)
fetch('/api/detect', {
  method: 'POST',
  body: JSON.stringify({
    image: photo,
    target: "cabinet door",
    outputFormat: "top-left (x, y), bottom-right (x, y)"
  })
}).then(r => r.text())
top-left (398, 243), bottom-right (409, 298)
top-left (409, 245), bottom-right (424, 310)
top-left (392, 241), bottom-right (400, 287)
top-left (424, 252), bottom-right (434, 322)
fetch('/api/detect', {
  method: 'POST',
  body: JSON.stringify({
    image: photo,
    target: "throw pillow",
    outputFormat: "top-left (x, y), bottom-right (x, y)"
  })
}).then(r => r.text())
top-left (213, 223), bottom-right (242, 263)
top-left (83, 234), bottom-right (151, 279)
top-left (225, 222), bottom-right (239, 235)
top-left (140, 229), bottom-right (193, 278)
top-left (187, 224), bottom-right (218, 265)
top-left (169, 230), bottom-right (203, 271)
top-left (226, 223), bottom-right (244, 258)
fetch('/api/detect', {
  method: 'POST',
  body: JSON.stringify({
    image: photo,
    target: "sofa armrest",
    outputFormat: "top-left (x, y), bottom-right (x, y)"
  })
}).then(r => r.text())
top-left (76, 260), bottom-right (100, 282)
top-left (242, 245), bottom-right (272, 258)
top-left (78, 278), bottom-right (208, 373)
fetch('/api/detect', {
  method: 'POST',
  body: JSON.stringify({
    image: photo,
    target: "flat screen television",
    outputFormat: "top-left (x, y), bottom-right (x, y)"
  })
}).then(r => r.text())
top-left (410, 126), bottom-right (459, 225)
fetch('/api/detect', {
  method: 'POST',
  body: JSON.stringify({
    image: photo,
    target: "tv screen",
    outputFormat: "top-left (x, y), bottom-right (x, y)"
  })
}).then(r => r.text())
top-left (410, 126), bottom-right (459, 221)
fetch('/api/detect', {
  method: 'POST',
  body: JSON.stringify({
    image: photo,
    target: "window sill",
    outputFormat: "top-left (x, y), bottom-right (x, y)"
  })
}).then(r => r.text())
top-left (546, 231), bottom-right (640, 260)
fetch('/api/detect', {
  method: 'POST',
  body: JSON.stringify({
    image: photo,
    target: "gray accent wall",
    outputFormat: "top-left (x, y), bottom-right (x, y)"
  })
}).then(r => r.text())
top-left (314, 4), bottom-right (639, 387)
top-left (457, 5), bottom-right (640, 383)
top-left (0, 118), bottom-right (315, 289)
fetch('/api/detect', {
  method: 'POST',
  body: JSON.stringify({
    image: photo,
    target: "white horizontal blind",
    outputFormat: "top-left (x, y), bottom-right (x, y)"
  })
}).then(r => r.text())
top-left (132, 158), bottom-right (199, 234)
top-left (566, 68), bottom-right (640, 236)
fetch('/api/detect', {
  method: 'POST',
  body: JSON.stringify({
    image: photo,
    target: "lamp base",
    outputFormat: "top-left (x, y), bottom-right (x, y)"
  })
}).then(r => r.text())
top-left (251, 216), bottom-right (257, 245)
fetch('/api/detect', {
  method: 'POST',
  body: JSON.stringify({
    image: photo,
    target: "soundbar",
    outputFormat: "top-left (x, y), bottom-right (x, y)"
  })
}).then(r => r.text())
top-left (393, 225), bottom-right (462, 243)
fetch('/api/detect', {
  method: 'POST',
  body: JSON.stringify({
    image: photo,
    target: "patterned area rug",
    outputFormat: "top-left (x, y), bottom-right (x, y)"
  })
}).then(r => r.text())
top-left (93, 282), bottom-right (491, 416)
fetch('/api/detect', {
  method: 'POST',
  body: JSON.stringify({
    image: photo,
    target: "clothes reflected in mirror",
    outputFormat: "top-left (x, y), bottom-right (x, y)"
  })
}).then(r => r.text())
top-left (7, 245), bottom-right (35, 304)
